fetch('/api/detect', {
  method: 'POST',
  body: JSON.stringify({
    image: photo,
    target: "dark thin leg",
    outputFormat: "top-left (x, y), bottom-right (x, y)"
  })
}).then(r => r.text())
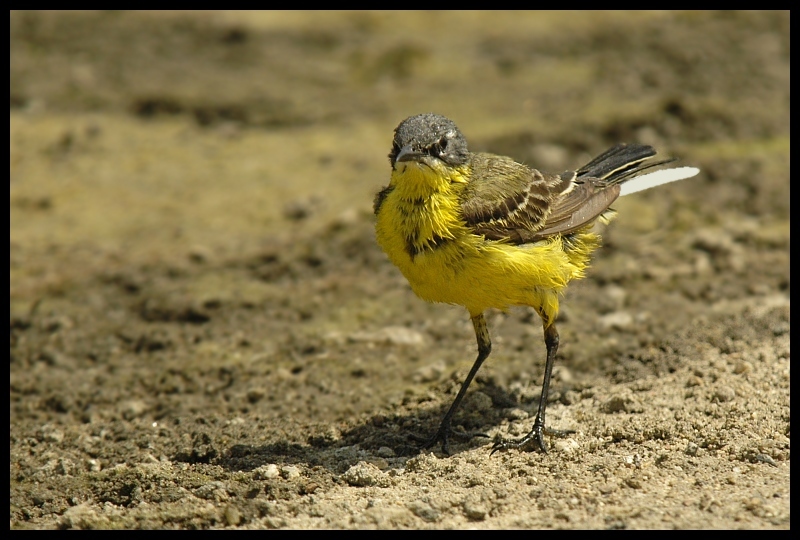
top-left (491, 322), bottom-right (574, 454)
top-left (416, 313), bottom-right (492, 455)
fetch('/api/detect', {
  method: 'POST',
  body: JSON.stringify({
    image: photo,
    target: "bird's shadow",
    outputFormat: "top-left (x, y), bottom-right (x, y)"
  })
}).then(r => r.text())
top-left (211, 375), bottom-right (532, 474)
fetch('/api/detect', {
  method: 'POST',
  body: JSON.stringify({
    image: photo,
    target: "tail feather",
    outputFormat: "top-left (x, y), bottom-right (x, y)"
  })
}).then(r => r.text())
top-left (578, 142), bottom-right (697, 192)
top-left (618, 166), bottom-right (700, 196)
top-left (577, 143), bottom-right (658, 182)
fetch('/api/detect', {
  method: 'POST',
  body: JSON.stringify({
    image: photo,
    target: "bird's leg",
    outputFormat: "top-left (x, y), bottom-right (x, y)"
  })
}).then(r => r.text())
top-left (492, 321), bottom-right (574, 454)
top-left (414, 313), bottom-right (492, 455)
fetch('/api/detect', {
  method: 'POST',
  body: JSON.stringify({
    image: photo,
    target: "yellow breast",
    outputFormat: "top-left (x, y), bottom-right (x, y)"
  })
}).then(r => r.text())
top-left (374, 163), bottom-right (592, 320)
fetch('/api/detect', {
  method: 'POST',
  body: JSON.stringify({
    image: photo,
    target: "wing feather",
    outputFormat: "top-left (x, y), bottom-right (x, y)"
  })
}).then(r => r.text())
top-left (460, 143), bottom-right (672, 244)
top-left (461, 153), bottom-right (618, 244)
top-left (460, 154), bottom-right (573, 243)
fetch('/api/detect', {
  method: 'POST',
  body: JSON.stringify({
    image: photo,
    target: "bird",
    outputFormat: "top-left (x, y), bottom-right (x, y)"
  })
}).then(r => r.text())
top-left (373, 113), bottom-right (700, 455)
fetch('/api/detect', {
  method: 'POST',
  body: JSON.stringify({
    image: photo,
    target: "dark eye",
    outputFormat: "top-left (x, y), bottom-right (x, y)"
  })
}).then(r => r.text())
top-left (428, 137), bottom-right (447, 157)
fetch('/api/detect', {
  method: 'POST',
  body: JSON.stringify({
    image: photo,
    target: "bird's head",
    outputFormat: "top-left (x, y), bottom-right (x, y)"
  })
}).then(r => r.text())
top-left (389, 113), bottom-right (470, 173)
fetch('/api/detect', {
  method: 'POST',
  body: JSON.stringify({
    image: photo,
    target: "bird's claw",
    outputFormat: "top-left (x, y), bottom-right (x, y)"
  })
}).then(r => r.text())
top-left (410, 421), bottom-right (489, 456)
top-left (490, 416), bottom-right (575, 455)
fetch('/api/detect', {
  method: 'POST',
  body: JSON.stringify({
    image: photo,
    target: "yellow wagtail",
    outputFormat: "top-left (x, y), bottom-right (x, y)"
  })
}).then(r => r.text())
top-left (374, 113), bottom-right (700, 455)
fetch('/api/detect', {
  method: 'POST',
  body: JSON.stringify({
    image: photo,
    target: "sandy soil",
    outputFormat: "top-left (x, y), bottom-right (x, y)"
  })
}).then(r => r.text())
top-left (10, 11), bottom-right (789, 529)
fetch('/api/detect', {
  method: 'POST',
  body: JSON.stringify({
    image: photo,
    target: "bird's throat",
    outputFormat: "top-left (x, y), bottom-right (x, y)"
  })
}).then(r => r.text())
top-left (389, 167), bottom-right (467, 258)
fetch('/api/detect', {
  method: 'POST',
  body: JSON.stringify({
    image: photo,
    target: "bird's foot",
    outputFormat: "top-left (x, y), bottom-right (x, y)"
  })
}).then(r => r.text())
top-left (490, 415), bottom-right (574, 455)
top-left (410, 419), bottom-right (489, 456)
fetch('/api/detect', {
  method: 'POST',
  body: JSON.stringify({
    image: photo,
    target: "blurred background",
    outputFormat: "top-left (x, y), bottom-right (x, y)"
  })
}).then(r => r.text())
top-left (10, 11), bottom-right (789, 529)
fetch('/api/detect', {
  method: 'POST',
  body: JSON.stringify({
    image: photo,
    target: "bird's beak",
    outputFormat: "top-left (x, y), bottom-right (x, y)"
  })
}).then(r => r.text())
top-left (396, 145), bottom-right (424, 163)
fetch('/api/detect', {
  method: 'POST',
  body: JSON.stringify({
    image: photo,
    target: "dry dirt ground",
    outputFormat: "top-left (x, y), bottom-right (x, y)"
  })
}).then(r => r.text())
top-left (10, 11), bottom-right (789, 529)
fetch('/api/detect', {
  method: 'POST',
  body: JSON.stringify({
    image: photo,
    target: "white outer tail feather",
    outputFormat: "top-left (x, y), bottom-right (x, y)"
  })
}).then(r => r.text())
top-left (619, 166), bottom-right (700, 197)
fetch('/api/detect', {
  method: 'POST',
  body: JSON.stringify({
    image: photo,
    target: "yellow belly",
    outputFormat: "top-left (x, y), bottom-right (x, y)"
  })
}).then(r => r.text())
top-left (374, 164), bottom-right (598, 323)
top-left (376, 212), bottom-right (595, 322)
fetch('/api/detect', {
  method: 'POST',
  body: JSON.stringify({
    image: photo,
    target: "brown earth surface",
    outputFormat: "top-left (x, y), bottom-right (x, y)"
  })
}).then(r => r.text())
top-left (10, 11), bottom-right (789, 529)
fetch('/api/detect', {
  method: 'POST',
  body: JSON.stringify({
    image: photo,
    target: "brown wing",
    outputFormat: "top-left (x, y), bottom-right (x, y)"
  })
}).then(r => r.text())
top-left (460, 152), bottom-right (619, 244)
top-left (528, 181), bottom-right (620, 238)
